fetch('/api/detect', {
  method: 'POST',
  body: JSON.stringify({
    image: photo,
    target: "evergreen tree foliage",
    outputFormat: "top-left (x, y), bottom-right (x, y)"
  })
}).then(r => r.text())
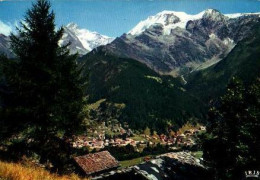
top-left (0, 0), bottom-right (84, 167)
top-left (202, 77), bottom-right (260, 179)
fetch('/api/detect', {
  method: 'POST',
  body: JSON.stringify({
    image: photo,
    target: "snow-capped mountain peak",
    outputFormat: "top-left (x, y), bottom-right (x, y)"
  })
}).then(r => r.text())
top-left (128, 10), bottom-right (205, 36)
top-left (107, 9), bottom-right (260, 74)
top-left (66, 22), bottom-right (79, 30)
top-left (202, 9), bottom-right (226, 21)
top-left (128, 9), bottom-right (260, 36)
top-left (60, 23), bottom-right (115, 55)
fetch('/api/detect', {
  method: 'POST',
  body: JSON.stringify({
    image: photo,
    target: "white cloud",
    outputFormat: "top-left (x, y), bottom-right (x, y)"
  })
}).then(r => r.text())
top-left (0, 20), bottom-right (12, 36)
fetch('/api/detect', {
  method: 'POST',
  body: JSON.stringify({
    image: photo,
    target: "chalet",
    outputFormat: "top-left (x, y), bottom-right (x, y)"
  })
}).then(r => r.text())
top-left (130, 141), bottom-right (136, 146)
top-left (199, 126), bottom-right (206, 131)
top-left (175, 134), bottom-right (185, 144)
top-left (144, 156), bottom-right (151, 161)
top-left (160, 134), bottom-right (167, 141)
top-left (120, 128), bottom-right (126, 134)
top-left (152, 135), bottom-right (158, 140)
top-left (98, 134), bottom-right (105, 140)
top-left (184, 130), bottom-right (193, 136)
top-left (74, 151), bottom-right (119, 176)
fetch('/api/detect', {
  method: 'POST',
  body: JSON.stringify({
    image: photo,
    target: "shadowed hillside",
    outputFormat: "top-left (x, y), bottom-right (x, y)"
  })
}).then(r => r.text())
top-left (79, 50), bottom-right (206, 133)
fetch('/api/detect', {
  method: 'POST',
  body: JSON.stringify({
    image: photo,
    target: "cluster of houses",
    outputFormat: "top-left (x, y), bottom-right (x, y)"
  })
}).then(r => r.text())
top-left (71, 136), bottom-right (138, 149)
top-left (165, 126), bottom-right (206, 147)
top-left (69, 125), bottom-right (206, 150)
top-left (70, 125), bottom-right (207, 179)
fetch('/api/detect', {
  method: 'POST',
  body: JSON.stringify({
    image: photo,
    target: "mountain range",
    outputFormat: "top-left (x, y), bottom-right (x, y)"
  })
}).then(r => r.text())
top-left (0, 23), bottom-right (114, 58)
top-left (103, 9), bottom-right (260, 75)
top-left (78, 9), bottom-right (260, 131)
top-left (0, 9), bottom-right (259, 132)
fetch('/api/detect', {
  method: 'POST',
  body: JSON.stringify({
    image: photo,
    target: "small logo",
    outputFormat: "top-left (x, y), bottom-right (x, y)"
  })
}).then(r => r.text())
top-left (245, 170), bottom-right (259, 178)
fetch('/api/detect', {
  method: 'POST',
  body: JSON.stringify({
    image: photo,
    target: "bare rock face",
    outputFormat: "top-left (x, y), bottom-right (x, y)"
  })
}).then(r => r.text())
top-left (104, 9), bottom-right (260, 75)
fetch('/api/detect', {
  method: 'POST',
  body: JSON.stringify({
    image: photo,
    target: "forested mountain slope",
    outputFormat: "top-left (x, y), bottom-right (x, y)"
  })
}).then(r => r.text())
top-left (79, 50), bottom-right (206, 132)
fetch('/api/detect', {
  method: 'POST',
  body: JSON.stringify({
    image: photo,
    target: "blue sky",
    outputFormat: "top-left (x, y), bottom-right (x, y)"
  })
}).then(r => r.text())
top-left (0, 0), bottom-right (259, 37)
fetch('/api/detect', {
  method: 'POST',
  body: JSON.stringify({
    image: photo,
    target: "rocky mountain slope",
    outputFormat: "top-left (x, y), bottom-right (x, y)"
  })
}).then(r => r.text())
top-left (185, 24), bottom-right (260, 102)
top-left (104, 9), bottom-right (260, 75)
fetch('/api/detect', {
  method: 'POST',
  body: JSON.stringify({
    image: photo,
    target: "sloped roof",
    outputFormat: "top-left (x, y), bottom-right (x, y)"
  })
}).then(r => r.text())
top-left (74, 151), bottom-right (119, 175)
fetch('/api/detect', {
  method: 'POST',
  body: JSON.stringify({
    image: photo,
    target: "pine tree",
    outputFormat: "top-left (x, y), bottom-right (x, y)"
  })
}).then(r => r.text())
top-left (1, 0), bottom-right (85, 163)
top-left (202, 77), bottom-right (260, 179)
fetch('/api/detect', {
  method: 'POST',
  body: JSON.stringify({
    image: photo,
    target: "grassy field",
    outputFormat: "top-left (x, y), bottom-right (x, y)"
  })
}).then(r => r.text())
top-left (119, 155), bottom-right (152, 168)
top-left (191, 151), bottom-right (203, 159)
top-left (0, 161), bottom-right (88, 180)
top-left (131, 134), bottom-right (145, 141)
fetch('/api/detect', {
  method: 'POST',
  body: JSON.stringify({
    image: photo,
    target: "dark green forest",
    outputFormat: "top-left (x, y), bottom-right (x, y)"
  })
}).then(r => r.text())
top-left (79, 50), bottom-right (206, 133)
top-left (202, 77), bottom-right (260, 179)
